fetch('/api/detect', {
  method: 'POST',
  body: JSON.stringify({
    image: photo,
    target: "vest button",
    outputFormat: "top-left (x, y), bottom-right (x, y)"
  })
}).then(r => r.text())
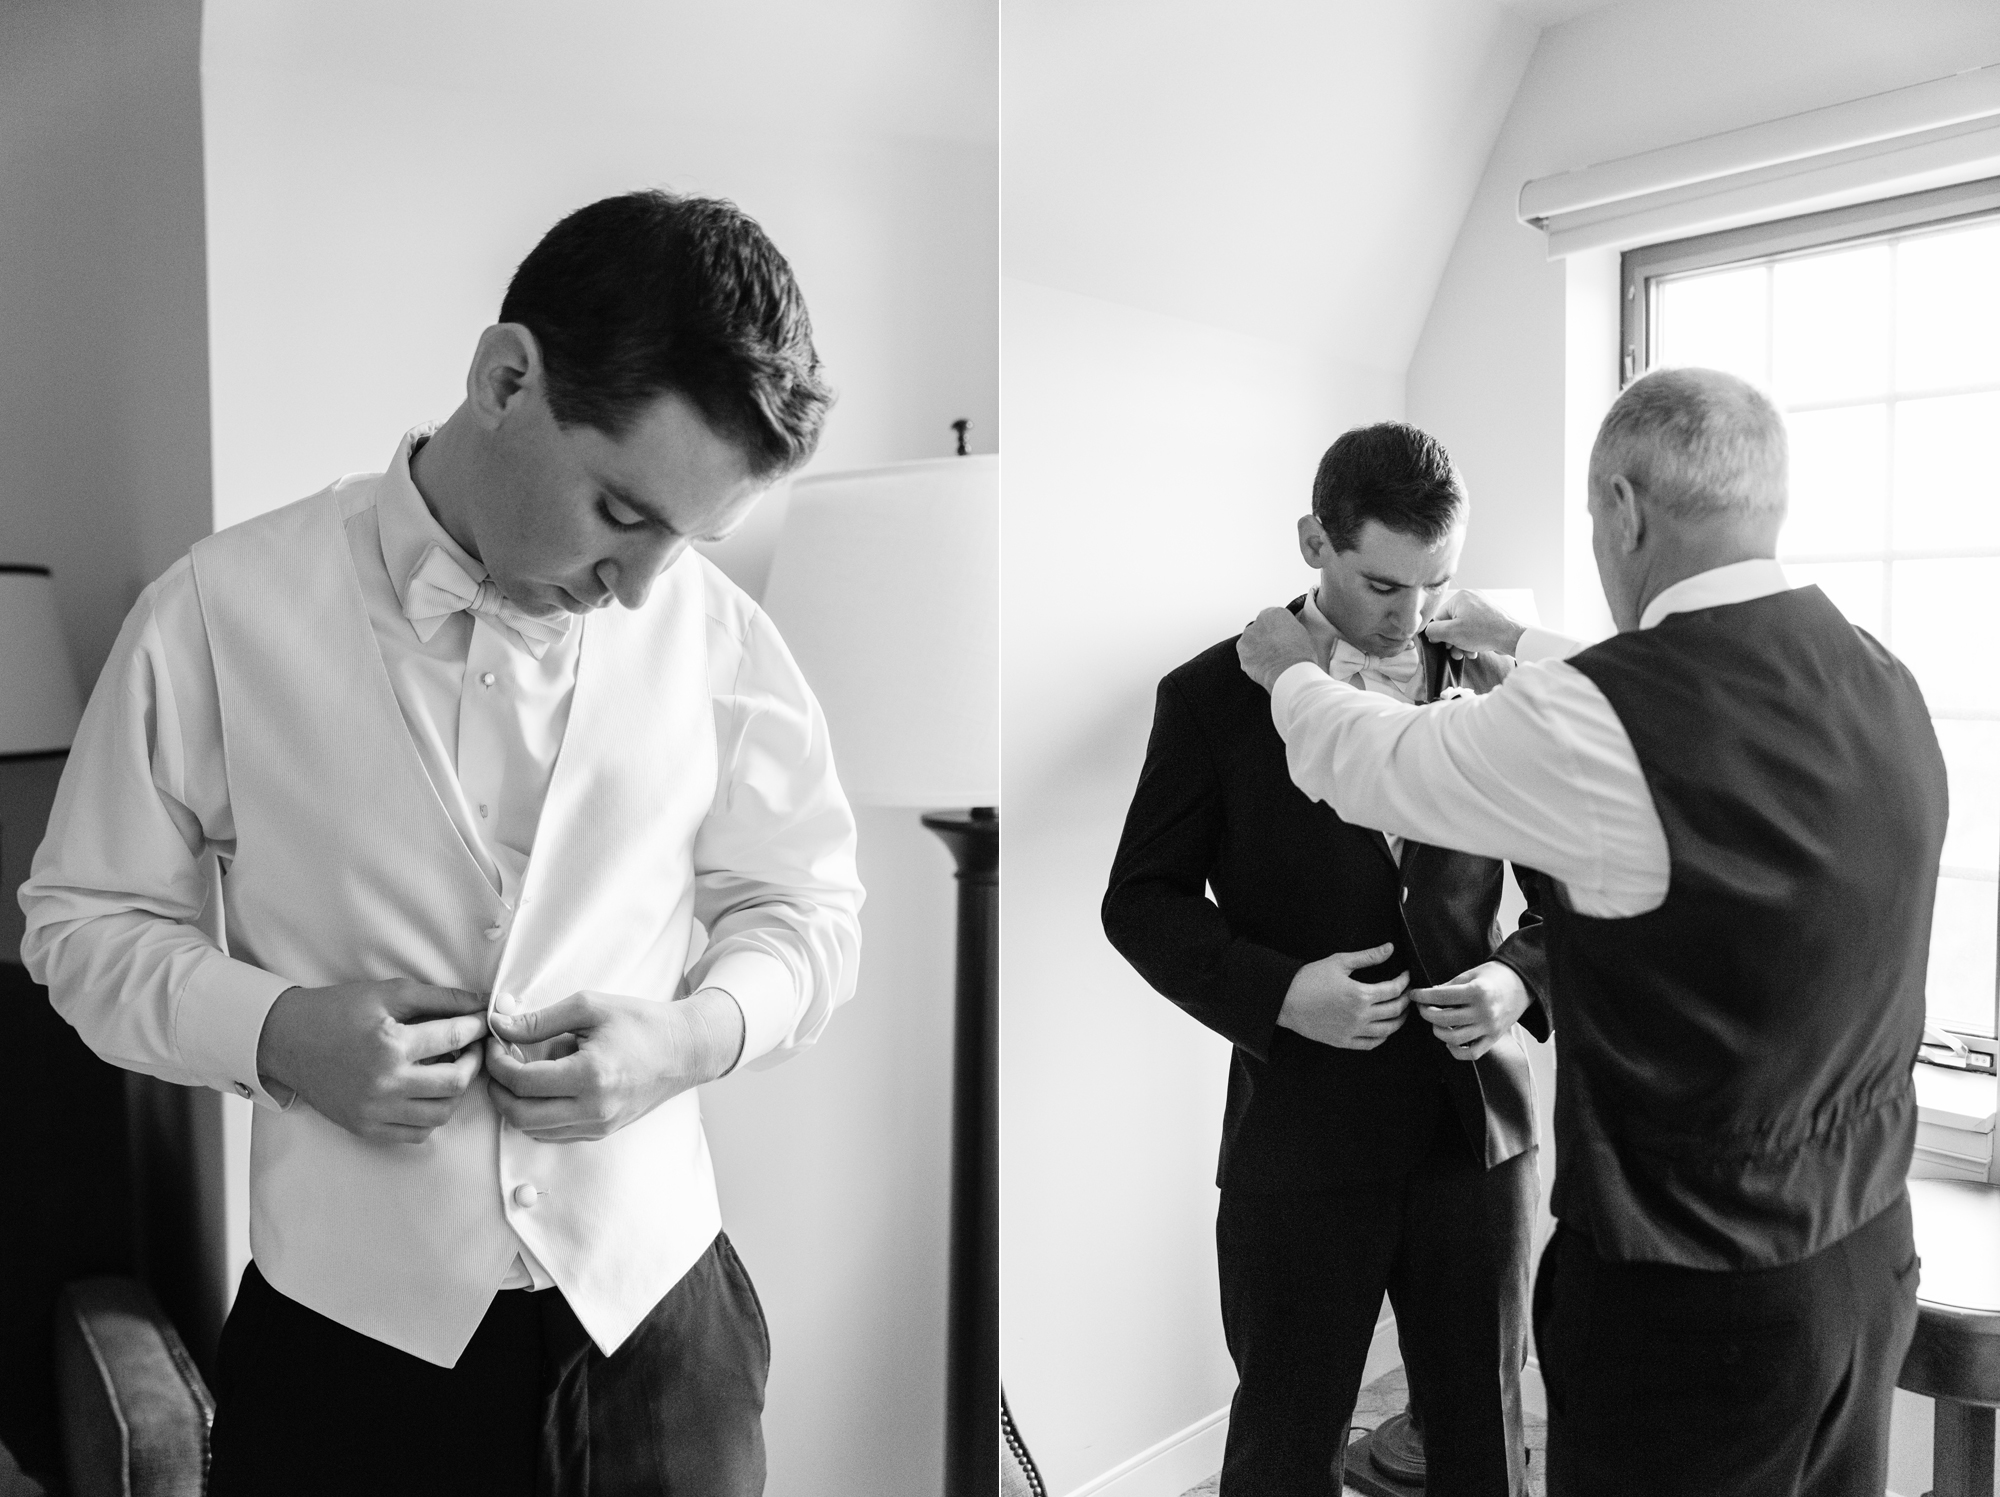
top-left (480, 671), bottom-right (496, 688)
top-left (512, 1184), bottom-right (539, 1209)
top-left (485, 922), bottom-right (505, 941)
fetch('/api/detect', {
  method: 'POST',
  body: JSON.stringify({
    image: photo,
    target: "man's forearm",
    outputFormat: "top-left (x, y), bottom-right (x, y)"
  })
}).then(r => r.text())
top-left (1269, 661), bottom-right (1609, 892)
top-left (682, 986), bottom-right (748, 1081)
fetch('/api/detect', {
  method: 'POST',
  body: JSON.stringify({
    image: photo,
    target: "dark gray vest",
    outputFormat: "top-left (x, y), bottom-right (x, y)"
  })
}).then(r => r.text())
top-left (1547, 585), bottom-right (1946, 1268)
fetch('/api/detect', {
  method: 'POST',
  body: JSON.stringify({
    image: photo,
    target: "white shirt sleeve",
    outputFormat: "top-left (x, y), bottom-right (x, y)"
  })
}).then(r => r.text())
top-left (1514, 625), bottom-right (1585, 664)
top-left (689, 602), bottom-right (865, 1071)
top-left (1268, 657), bottom-right (1670, 918)
top-left (19, 562), bottom-right (295, 1108)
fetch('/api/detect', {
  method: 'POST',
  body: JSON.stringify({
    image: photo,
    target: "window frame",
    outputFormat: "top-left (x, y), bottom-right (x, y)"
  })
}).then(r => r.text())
top-left (1620, 174), bottom-right (2000, 1063)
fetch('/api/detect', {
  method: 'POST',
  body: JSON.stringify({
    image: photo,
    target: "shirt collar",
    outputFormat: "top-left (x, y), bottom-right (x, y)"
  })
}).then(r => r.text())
top-left (1298, 589), bottom-right (1342, 672)
top-left (1300, 588), bottom-right (1430, 702)
top-left (377, 426), bottom-right (488, 623)
top-left (1639, 558), bottom-right (1792, 631)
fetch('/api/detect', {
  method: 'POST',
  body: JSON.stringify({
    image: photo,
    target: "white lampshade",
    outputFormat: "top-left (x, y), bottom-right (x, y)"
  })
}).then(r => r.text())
top-left (0, 567), bottom-right (83, 758)
top-left (761, 456), bottom-right (998, 808)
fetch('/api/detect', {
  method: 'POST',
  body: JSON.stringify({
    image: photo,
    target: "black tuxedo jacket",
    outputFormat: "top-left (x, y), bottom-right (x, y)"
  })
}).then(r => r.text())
top-left (1102, 600), bottom-right (1551, 1192)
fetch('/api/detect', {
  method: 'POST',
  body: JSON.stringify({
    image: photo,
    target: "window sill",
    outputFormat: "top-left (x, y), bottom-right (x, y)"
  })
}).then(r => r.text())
top-left (1912, 1063), bottom-right (1996, 1183)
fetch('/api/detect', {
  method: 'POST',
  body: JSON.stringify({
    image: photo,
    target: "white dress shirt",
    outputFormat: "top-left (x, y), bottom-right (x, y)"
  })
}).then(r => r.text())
top-left (22, 429), bottom-right (859, 1305)
top-left (1270, 560), bottom-right (1796, 918)
top-left (1296, 589), bottom-right (1427, 863)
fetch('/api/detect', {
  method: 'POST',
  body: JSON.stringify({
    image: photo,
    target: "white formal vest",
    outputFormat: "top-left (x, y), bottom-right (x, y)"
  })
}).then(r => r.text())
top-left (190, 480), bottom-right (731, 1366)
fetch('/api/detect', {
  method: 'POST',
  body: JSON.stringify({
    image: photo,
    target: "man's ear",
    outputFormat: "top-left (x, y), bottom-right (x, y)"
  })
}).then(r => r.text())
top-left (466, 323), bottom-right (543, 428)
top-left (1298, 514), bottom-right (1331, 569)
top-left (1607, 473), bottom-right (1647, 555)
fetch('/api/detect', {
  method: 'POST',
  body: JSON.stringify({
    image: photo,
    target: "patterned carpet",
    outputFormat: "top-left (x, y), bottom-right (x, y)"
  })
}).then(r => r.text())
top-left (1179, 1365), bottom-right (1548, 1496)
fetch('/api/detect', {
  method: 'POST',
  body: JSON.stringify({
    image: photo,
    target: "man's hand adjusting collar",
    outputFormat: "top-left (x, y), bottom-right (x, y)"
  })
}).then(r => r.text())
top-left (1238, 607), bottom-right (1321, 694)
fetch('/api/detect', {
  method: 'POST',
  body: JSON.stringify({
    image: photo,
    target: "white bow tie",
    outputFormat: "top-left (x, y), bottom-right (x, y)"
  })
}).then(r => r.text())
top-left (401, 545), bottom-right (571, 660)
top-left (1329, 637), bottom-right (1424, 694)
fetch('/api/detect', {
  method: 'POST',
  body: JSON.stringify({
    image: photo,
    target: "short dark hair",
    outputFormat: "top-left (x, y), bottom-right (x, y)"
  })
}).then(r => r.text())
top-left (499, 190), bottom-right (832, 479)
top-left (1310, 422), bottom-right (1466, 552)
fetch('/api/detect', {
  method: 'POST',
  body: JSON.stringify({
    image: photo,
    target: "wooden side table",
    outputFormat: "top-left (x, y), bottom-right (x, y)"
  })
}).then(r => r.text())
top-left (1900, 1178), bottom-right (2000, 1497)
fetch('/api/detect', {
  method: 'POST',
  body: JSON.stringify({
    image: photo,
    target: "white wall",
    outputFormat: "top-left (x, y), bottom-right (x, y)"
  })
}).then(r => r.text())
top-left (1406, 3), bottom-right (2000, 1488)
top-left (1407, 0), bottom-right (2000, 631)
top-left (198, 5), bottom-right (994, 1494)
top-left (201, 4), bottom-right (997, 532)
top-left (999, 2), bottom-right (1553, 1488)
top-left (1003, 0), bottom-right (1536, 365)
top-left (1000, 279), bottom-right (1401, 1492)
top-left (0, 0), bottom-right (210, 697)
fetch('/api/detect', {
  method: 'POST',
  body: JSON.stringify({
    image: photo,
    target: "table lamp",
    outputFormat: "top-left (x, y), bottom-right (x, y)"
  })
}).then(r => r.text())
top-left (1, 564), bottom-right (82, 981)
top-left (1, 566), bottom-right (83, 763)
top-left (761, 452), bottom-right (998, 1497)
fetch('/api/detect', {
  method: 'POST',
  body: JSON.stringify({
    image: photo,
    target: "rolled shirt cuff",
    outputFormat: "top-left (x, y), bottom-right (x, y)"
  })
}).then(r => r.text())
top-left (172, 951), bottom-right (298, 1111)
top-left (1514, 625), bottom-right (1585, 664)
top-left (690, 949), bottom-right (800, 1072)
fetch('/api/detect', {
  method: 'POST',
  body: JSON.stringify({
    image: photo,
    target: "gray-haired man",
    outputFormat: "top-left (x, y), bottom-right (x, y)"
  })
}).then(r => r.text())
top-left (1238, 367), bottom-right (1945, 1497)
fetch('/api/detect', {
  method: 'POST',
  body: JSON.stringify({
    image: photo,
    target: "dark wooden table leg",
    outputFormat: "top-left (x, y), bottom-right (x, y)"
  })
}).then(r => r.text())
top-left (1932, 1399), bottom-right (1996, 1497)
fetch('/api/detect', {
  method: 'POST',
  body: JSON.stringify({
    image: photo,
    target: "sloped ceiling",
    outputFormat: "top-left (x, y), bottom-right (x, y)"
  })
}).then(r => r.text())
top-left (1004, 0), bottom-right (1616, 368)
top-left (1495, 0), bottom-right (1625, 24)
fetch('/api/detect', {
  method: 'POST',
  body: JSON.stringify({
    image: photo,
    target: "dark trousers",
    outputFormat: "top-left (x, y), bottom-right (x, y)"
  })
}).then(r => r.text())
top-left (207, 1232), bottom-right (770, 1497)
top-left (1533, 1193), bottom-right (1919, 1497)
top-left (1216, 1127), bottom-right (1538, 1497)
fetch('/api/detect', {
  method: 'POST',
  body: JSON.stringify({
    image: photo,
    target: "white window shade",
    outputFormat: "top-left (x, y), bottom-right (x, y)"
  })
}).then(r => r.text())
top-left (1521, 63), bottom-right (2000, 259)
top-left (759, 455), bottom-right (999, 809)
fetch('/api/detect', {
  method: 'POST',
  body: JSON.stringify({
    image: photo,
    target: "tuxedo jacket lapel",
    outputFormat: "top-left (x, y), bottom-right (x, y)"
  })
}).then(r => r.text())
top-left (1366, 640), bottom-right (1459, 872)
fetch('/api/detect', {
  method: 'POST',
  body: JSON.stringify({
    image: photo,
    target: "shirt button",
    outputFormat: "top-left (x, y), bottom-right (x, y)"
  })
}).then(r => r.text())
top-left (480, 672), bottom-right (496, 688)
top-left (478, 803), bottom-right (489, 819)
top-left (233, 1081), bottom-right (252, 1098)
top-left (512, 1184), bottom-right (539, 1209)
top-left (485, 922), bottom-right (505, 941)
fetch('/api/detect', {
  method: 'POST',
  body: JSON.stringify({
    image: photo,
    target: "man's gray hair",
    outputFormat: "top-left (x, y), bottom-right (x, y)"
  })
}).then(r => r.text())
top-left (1592, 367), bottom-right (1788, 523)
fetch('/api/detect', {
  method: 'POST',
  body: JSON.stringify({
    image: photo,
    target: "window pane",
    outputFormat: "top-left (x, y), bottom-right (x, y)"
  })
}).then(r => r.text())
top-left (1786, 562), bottom-right (1883, 635)
top-left (1897, 220), bottom-right (2000, 391)
top-left (1780, 405), bottom-right (1887, 558)
top-left (1656, 264), bottom-right (1767, 387)
top-left (1891, 558), bottom-right (2000, 713)
top-left (1772, 243), bottom-right (1891, 405)
top-left (1927, 874), bottom-right (1998, 1039)
top-left (1892, 391), bottom-right (2000, 552)
top-left (1936, 719), bottom-right (2000, 877)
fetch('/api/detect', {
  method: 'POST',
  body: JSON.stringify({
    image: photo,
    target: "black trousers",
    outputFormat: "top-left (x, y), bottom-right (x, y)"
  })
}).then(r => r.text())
top-left (1216, 1126), bottom-right (1538, 1497)
top-left (207, 1232), bottom-right (770, 1497)
top-left (1533, 1193), bottom-right (1919, 1497)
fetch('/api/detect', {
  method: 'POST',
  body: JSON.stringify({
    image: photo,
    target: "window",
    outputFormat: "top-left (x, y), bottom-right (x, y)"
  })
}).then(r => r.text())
top-left (1623, 177), bottom-right (2000, 1046)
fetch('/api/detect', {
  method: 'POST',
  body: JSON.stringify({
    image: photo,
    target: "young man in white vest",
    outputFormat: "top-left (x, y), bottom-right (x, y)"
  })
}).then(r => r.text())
top-left (1236, 367), bottom-right (1944, 1497)
top-left (22, 191), bottom-right (864, 1496)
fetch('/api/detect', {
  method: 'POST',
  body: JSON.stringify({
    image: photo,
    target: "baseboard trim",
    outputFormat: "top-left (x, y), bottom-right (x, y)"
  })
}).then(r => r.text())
top-left (1060, 1405), bottom-right (1229, 1497)
top-left (1062, 1310), bottom-right (1402, 1497)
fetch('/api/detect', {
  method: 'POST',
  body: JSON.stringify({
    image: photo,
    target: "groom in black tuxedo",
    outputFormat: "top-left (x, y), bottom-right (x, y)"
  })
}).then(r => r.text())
top-left (1103, 423), bottom-right (1548, 1497)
